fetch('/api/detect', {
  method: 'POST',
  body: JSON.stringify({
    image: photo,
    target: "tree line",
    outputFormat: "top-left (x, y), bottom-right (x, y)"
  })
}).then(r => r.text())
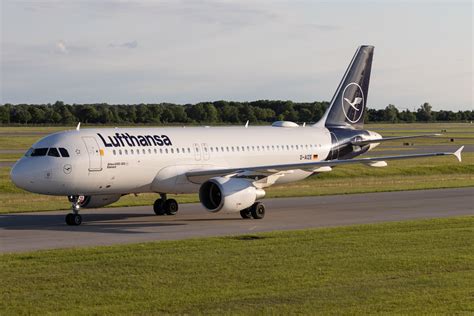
top-left (0, 101), bottom-right (472, 125)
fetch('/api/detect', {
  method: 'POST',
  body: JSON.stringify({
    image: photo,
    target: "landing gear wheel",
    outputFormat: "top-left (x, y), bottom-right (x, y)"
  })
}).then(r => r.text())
top-left (65, 213), bottom-right (82, 226)
top-left (240, 208), bottom-right (252, 219)
top-left (164, 199), bottom-right (178, 215)
top-left (65, 213), bottom-right (74, 225)
top-left (153, 198), bottom-right (166, 216)
top-left (251, 202), bottom-right (265, 219)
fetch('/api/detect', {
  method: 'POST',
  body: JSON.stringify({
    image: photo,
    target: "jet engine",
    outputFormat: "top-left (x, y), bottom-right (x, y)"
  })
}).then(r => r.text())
top-left (199, 177), bottom-right (265, 213)
top-left (74, 194), bottom-right (122, 208)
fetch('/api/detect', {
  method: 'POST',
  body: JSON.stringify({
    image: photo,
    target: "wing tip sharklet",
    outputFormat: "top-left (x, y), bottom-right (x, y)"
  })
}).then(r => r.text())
top-left (453, 146), bottom-right (464, 162)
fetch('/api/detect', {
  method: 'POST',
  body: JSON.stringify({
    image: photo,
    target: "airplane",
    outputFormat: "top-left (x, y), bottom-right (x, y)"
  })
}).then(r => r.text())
top-left (10, 45), bottom-right (464, 226)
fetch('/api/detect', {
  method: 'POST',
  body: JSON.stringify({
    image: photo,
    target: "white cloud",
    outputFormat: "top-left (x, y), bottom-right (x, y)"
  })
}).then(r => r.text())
top-left (109, 40), bottom-right (138, 49)
top-left (55, 40), bottom-right (68, 54)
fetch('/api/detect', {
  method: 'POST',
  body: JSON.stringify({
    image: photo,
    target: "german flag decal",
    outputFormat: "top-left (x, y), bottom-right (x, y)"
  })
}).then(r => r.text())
top-left (312, 154), bottom-right (318, 160)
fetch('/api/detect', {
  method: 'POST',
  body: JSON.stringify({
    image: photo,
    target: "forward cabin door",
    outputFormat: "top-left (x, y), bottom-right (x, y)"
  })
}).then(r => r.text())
top-left (82, 136), bottom-right (102, 171)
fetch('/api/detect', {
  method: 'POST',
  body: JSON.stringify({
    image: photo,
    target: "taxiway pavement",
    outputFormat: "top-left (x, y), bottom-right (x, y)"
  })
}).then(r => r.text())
top-left (1, 187), bottom-right (472, 253)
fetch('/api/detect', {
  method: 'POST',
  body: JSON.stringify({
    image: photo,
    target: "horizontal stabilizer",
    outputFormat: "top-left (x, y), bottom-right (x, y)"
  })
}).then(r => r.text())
top-left (351, 134), bottom-right (442, 146)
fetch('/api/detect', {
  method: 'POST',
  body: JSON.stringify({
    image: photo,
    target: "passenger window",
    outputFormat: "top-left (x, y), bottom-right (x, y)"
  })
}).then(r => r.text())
top-left (142, 149), bottom-right (146, 154)
top-left (125, 149), bottom-right (128, 155)
top-left (119, 149), bottom-right (122, 155)
top-left (177, 148), bottom-right (180, 153)
top-left (58, 148), bottom-right (70, 157)
top-left (131, 149), bottom-right (134, 154)
top-left (113, 150), bottom-right (116, 155)
top-left (165, 148), bottom-right (168, 154)
top-left (154, 148), bottom-right (157, 154)
top-left (160, 148), bottom-right (163, 154)
top-left (31, 148), bottom-right (48, 156)
top-left (171, 148), bottom-right (174, 153)
top-left (47, 148), bottom-right (60, 157)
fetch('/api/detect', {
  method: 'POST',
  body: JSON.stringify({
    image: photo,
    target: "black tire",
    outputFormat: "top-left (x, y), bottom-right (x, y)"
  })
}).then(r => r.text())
top-left (73, 214), bottom-right (82, 226)
top-left (251, 202), bottom-right (265, 219)
top-left (164, 199), bottom-right (179, 215)
top-left (153, 198), bottom-right (166, 215)
top-left (240, 208), bottom-right (252, 219)
top-left (65, 213), bottom-right (74, 225)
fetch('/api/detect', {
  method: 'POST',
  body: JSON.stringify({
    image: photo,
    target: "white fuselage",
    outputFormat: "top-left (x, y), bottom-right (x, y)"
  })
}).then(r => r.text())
top-left (11, 125), bottom-right (333, 196)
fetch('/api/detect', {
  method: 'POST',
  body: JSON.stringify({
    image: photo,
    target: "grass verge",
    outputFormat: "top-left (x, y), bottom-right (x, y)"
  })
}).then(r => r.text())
top-left (1, 216), bottom-right (473, 314)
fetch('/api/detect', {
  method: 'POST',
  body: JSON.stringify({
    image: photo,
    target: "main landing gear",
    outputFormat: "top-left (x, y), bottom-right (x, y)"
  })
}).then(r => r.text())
top-left (153, 193), bottom-right (179, 216)
top-left (66, 195), bottom-right (83, 226)
top-left (240, 202), bottom-right (265, 220)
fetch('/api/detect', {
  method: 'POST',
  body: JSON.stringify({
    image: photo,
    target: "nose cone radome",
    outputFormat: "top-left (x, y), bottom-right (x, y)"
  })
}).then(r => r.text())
top-left (10, 159), bottom-right (30, 191)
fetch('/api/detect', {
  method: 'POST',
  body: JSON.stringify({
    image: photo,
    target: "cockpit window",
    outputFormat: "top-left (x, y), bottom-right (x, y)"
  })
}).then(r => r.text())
top-left (24, 148), bottom-right (34, 157)
top-left (30, 148), bottom-right (48, 157)
top-left (47, 148), bottom-right (60, 157)
top-left (59, 148), bottom-right (70, 157)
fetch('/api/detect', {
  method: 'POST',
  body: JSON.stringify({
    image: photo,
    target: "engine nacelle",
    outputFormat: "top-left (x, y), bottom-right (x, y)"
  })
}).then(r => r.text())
top-left (199, 177), bottom-right (265, 213)
top-left (77, 194), bottom-right (122, 208)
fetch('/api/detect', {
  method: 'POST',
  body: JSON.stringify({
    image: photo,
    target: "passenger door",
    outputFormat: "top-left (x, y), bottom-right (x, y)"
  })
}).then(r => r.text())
top-left (193, 143), bottom-right (201, 161)
top-left (82, 137), bottom-right (102, 171)
top-left (202, 143), bottom-right (210, 161)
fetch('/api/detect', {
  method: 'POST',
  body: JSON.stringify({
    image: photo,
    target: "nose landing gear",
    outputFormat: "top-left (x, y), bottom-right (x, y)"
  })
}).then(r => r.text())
top-left (66, 195), bottom-right (83, 226)
top-left (153, 193), bottom-right (179, 216)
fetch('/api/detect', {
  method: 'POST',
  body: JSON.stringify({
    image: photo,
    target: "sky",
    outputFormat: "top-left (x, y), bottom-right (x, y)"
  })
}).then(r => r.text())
top-left (1, 0), bottom-right (472, 111)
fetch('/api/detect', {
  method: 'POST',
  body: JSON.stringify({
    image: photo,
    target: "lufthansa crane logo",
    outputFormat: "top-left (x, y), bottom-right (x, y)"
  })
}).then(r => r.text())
top-left (341, 82), bottom-right (365, 123)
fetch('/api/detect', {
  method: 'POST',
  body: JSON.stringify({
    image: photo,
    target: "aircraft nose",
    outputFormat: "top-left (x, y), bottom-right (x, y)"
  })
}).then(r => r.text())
top-left (10, 159), bottom-right (31, 191)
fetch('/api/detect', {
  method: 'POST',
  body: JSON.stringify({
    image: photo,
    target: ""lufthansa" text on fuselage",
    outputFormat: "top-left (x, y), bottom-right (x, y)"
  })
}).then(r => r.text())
top-left (98, 133), bottom-right (173, 148)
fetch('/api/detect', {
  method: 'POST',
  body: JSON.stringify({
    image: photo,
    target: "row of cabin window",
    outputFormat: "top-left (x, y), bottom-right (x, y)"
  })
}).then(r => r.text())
top-left (112, 144), bottom-right (322, 156)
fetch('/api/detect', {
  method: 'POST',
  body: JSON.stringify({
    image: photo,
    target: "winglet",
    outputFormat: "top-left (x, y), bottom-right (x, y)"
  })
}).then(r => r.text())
top-left (453, 146), bottom-right (464, 162)
top-left (245, 120), bottom-right (249, 128)
top-left (76, 122), bottom-right (81, 131)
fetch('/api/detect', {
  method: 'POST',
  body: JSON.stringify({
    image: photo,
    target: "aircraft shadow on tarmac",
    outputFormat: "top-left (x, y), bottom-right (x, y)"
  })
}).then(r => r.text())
top-left (0, 213), bottom-right (189, 234)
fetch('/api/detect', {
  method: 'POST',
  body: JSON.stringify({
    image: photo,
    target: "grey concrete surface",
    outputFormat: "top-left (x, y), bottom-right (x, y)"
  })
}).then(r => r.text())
top-left (0, 188), bottom-right (472, 253)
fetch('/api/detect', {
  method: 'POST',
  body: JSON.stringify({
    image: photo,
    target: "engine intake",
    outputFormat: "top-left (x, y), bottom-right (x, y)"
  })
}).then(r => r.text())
top-left (199, 177), bottom-right (265, 213)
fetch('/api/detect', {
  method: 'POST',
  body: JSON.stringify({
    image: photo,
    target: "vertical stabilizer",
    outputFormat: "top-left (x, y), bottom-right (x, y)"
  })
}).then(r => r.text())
top-left (314, 45), bottom-right (374, 129)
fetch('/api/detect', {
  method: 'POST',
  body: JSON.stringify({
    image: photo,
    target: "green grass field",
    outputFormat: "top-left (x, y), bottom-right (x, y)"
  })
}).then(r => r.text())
top-left (1, 216), bottom-right (472, 314)
top-left (0, 123), bottom-right (473, 213)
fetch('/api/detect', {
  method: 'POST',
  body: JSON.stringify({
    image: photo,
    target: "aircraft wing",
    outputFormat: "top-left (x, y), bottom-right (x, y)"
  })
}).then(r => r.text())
top-left (350, 134), bottom-right (441, 146)
top-left (186, 146), bottom-right (463, 180)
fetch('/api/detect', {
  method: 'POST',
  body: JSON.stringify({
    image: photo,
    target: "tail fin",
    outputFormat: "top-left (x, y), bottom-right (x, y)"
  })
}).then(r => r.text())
top-left (314, 45), bottom-right (374, 129)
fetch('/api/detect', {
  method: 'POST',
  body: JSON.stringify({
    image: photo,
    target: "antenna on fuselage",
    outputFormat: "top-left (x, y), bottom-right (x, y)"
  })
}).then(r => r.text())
top-left (76, 122), bottom-right (81, 131)
top-left (245, 120), bottom-right (249, 128)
